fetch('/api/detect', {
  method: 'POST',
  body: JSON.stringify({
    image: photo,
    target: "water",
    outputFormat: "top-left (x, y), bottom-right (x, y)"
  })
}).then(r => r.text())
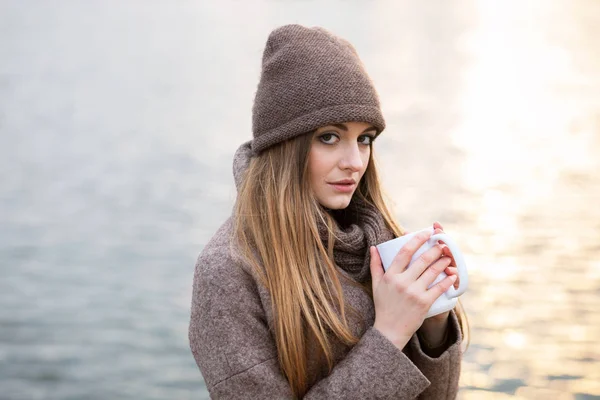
top-left (1, 1), bottom-right (598, 399)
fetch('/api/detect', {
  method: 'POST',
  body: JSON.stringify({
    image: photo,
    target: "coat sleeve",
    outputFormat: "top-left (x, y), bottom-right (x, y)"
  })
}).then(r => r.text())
top-left (405, 310), bottom-right (463, 400)
top-left (189, 247), bottom-right (433, 399)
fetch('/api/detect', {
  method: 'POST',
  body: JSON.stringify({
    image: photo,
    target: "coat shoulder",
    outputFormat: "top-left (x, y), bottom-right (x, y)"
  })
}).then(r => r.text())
top-left (194, 217), bottom-right (258, 288)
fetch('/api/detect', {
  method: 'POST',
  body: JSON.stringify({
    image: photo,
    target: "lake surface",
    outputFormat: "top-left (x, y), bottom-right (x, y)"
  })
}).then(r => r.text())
top-left (1, 1), bottom-right (599, 399)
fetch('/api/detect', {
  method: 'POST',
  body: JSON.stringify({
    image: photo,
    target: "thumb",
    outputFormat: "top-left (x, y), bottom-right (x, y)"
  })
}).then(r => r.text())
top-left (369, 246), bottom-right (384, 285)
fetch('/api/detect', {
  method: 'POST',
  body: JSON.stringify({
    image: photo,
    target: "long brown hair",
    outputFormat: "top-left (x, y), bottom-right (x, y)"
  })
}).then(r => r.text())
top-left (233, 132), bottom-right (469, 398)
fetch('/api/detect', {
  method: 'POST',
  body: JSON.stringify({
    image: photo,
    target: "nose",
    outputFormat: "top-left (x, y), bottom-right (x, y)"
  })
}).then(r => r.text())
top-left (338, 142), bottom-right (364, 172)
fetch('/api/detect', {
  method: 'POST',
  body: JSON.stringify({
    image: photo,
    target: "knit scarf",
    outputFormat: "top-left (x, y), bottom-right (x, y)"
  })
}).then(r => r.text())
top-left (233, 140), bottom-right (396, 283)
top-left (318, 196), bottom-right (395, 282)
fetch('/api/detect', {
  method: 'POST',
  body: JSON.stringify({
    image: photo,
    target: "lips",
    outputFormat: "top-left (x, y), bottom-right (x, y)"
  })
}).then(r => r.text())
top-left (327, 179), bottom-right (356, 193)
top-left (330, 179), bottom-right (356, 185)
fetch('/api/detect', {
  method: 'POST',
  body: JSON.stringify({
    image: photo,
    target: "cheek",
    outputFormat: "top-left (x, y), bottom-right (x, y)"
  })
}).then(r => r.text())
top-left (308, 148), bottom-right (330, 178)
top-left (307, 150), bottom-right (325, 190)
top-left (360, 149), bottom-right (371, 173)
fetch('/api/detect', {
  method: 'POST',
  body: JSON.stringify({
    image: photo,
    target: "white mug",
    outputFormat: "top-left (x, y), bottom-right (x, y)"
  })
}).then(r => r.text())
top-left (376, 227), bottom-right (469, 318)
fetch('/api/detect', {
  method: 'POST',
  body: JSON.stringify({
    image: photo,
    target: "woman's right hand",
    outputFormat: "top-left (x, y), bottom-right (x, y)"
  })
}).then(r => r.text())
top-left (369, 230), bottom-right (457, 350)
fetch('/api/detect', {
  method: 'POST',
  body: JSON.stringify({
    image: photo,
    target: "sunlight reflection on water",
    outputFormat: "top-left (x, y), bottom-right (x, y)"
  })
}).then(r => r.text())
top-left (451, 1), bottom-right (599, 398)
top-left (374, 1), bottom-right (600, 398)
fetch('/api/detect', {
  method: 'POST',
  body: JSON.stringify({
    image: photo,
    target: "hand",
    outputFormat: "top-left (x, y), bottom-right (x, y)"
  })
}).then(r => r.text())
top-left (418, 221), bottom-right (458, 348)
top-left (370, 229), bottom-right (457, 350)
top-left (433, 221), bottom-right (459, 291)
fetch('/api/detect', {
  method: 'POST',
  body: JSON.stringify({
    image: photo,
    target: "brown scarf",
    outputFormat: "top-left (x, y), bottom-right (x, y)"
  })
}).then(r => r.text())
top-left (318, 196), bottom-right (395, 283)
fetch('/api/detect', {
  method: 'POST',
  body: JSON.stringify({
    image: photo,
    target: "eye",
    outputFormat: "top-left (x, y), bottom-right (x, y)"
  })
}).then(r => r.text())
top-left (318, 132), bottom-right (339, 144)
top-left (358, 134), bottom-right (376, 145)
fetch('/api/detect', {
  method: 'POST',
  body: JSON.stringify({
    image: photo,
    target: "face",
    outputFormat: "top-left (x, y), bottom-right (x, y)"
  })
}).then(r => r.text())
top-left (308, 121), bottom-right (377, 210)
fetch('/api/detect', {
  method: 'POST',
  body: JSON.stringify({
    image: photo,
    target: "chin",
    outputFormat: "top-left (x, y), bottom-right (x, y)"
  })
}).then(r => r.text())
top-left (319, 195), bottom-right (353, 210)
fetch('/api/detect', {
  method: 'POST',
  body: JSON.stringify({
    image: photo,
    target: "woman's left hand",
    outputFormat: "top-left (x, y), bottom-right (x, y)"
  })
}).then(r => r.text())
top-left (418, 221), bottom-right (458, 346)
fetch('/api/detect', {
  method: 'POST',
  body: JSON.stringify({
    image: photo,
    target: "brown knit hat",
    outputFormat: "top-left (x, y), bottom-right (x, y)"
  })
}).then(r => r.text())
top-left (251, 24), bottom-right (386, 154)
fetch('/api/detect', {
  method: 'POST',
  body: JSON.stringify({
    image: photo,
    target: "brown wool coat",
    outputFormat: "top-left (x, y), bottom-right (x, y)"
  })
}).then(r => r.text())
top-left (188, 143), bottom-right (463, 399)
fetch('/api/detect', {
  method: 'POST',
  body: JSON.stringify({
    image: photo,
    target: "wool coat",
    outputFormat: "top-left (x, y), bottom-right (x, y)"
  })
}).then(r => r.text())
top-left (189, 142), bottom-right (463, 399)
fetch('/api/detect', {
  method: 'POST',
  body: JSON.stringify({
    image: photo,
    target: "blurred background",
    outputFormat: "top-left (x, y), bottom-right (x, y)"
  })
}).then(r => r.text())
top-left (1, 0), bottom-right (599, 399)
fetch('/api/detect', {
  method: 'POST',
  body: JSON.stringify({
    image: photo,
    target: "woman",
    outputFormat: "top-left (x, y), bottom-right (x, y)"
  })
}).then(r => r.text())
top-left (189, 24), bottom-right (468, 399)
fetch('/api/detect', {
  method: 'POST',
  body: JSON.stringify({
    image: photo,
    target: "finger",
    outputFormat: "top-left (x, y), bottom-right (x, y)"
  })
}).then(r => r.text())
top-left (426, 274), bottom-right (458, 302)
top-left (433, 221), bottom-right (444, 231)
top-left (441, 245), bottom-right (456, 266)
top-left (444, 266), bottom-right (460, 288)
top-left (404, 241), bottom-right (445, 281)
top-left (444, 266), bottom-right (458, 276)
top-left (417, 256), bottom-right (452, 289)
top-left (369, 246), bottom-right (384, 285)
top-left (387, 230), bottom-right (432, 275)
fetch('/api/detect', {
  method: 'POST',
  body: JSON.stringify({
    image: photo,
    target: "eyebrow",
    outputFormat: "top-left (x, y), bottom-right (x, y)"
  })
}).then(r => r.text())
top-left (324, 123), bottom-right (378, 134)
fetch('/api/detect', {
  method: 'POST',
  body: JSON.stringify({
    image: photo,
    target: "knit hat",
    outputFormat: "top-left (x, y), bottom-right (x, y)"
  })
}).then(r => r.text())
top-left (251, 24), bottom-right (386, 154)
